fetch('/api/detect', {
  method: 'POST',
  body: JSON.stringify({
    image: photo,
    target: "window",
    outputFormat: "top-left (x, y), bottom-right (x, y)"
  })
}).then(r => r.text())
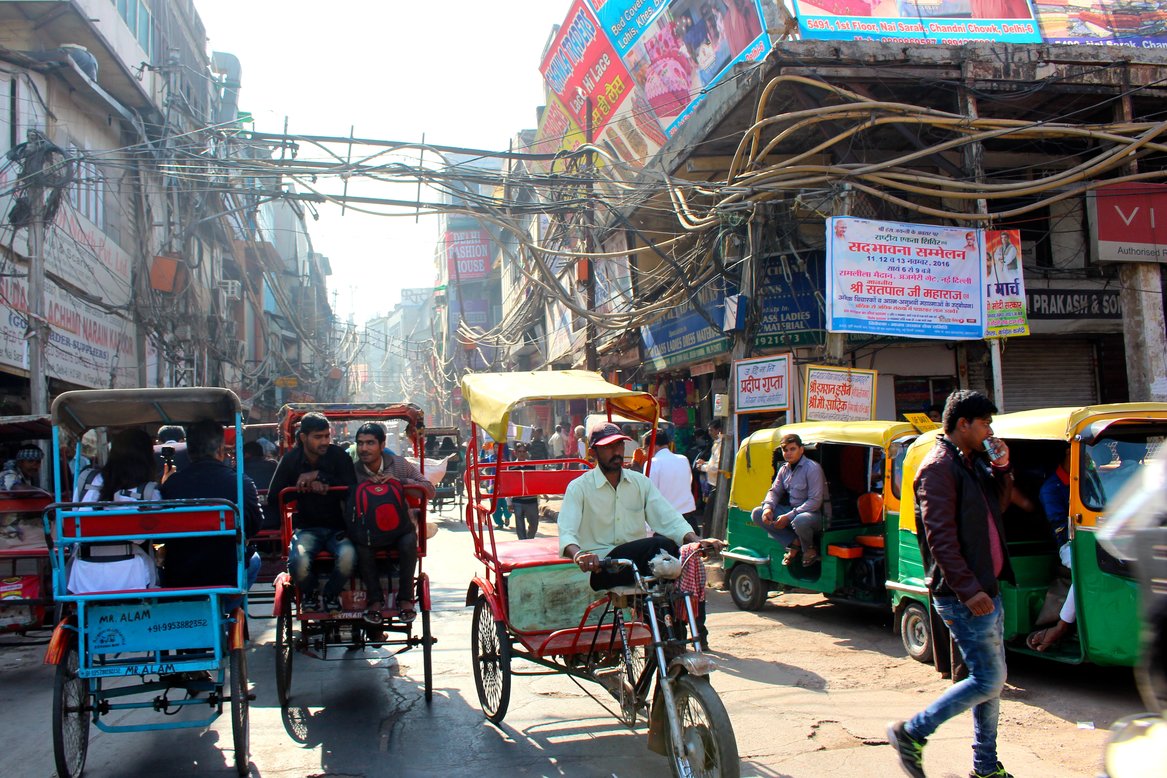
top-left (111, 0), bottom-right (154, 61)
top-left (68, 146), bottom-right (104, 228)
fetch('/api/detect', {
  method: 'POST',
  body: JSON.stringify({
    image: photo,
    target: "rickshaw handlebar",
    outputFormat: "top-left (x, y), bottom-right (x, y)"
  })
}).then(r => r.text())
top-left (599, 557), bottom-right (634, 573)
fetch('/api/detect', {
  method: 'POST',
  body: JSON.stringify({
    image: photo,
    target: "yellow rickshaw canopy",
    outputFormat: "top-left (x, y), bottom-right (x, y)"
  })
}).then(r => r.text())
top-left (461, 370), bottom-right (658, 443)
top-left (729, 420), bottom-right (916, 510)
top-left (989, 403), bottom-right (1167, 441)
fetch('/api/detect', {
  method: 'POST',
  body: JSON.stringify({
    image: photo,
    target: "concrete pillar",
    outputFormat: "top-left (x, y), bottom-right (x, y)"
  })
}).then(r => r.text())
top-left (1119, 263), bottom-right (1167, 401)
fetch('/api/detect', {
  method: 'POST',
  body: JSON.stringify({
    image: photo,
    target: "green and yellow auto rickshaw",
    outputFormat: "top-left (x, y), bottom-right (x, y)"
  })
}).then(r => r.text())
top-left (896, 402), bottom-right (1167, 666)
top-left (723, 421), bottom-right (921, 627)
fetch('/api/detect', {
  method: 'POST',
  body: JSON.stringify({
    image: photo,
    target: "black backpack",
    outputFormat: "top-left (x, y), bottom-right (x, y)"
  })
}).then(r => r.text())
top-left (346, 479), bottom-right (410, 547)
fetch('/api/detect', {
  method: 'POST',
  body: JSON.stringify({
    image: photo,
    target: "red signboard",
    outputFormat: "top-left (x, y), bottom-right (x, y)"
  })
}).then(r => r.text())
top-left (540, 0), bottom-right (633, 136)
top-left (445, 230), bottom-right (492, 280)
top-left (1090, 182), bottom-right (1167, 264)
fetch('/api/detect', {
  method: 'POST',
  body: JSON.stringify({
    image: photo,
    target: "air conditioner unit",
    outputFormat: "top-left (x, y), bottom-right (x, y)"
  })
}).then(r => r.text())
top-left (218, 279), bottom-right (242, 301)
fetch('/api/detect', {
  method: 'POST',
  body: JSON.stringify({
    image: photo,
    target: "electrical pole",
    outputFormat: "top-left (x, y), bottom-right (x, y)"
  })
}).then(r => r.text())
top-left (24, 131), bottom-right (49, 416)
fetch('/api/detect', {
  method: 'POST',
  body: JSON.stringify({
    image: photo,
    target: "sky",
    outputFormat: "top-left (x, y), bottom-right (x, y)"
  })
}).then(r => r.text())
top-left (194, 1), bottom-right (572, 325)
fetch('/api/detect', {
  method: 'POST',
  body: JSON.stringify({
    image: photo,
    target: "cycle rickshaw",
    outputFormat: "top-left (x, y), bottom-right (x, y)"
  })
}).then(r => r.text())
top-left (0, 414), bottom-right (55, 639)
top-left (461, 370), bottom-right (739, 777)
top-left (270, 403), bottom-right (435, 706)
top-left (425, 425), bottom-right (463, 512)
top-left (42, 388), bottom-right (252, 777)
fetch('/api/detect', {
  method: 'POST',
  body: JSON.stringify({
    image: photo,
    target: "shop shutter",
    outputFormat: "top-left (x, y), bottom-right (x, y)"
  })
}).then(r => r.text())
top-left (1001, 338), bottom-right (1098, 411)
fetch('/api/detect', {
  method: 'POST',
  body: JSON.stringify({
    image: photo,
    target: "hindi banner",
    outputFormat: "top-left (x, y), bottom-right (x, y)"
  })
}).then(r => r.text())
top-left (826, 217), bottom-right (987, 340)
top-left (984, 229), bottom-right (1030, 338)
top-left (734, 353), bottom-right (792, 414)
top-left (804, 365), bottom-right (877, 422)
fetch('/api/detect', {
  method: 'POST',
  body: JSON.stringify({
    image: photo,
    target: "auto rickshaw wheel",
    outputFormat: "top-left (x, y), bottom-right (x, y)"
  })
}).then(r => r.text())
top-left (728, 564), bottom-right (767, 611)
top-left (900, 600), bottom-right (934, 664)
top-left (230, 647), bottom-right (250, 776)
top-left (275, 588), bottom-right (294, 707)
top-left (52, 643), bottom-right (89, 778)
top-left (471, 595), bottom-right (510, 723)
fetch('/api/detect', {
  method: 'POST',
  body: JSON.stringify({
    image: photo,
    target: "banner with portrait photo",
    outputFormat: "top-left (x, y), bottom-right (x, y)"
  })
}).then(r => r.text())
top-left (826, 217), bottom-right (987, 340)
top-left (984, 229), bottom-right (1030, 338)
top-left (792, 0), bottom-right (1042, 44)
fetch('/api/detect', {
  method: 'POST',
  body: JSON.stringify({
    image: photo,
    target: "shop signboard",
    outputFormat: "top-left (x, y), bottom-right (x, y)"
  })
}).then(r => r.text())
top-left (804, 365), bottom-right (877, 422)
top-left (984, 229), bottom-right (1030, 337)
top-left (640, 280), bottom-right (729, 369)
top-left (791, 0), bottom-right (1042, 44)
top-left (586, 0), bottom-right (770, 137)
top-left (826, 217), bottom-right (986, 340)
top-left (540, 0), bottom-right (633, 137)
top-left (0, 275), bottom-right (136, 389)
top-left (1088, 182), bottom-right (1167, 264)
top-left (459, 298), bottom-right (491, 328)
top-left (734, 353), bottom-right (792, 414)
top-left (1026, 288), bottom-right (1122, 320)
top-left (445, 230), bottom-right (492, 280)
top-left (530, 91), bottom-right (588, 177)
top-left (754, 253), bottom-right (825, 348)
top-left (1036, 2), bottom-right (1167, 46)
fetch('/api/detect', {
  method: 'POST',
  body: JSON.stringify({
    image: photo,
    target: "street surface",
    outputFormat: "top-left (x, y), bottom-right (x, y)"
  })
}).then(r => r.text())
top-left (0, 500), bottom-right (1142, 777)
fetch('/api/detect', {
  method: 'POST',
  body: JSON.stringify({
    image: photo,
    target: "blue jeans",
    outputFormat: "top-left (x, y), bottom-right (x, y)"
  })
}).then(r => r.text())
top-left (223, 551), bottom-right (262, 613)
top-left (289, 527), bottom-right (355, 601)
top-left (907, 594), bottom-right (1007, 774)
top-left (751, 505), bottom-right (822, 550)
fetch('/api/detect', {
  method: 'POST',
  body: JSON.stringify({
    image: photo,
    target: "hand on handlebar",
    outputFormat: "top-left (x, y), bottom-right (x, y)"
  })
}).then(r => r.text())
top-left (698, 538), bottom-right (726, 554)
top-left (574, 551), bottom-right (599, 573)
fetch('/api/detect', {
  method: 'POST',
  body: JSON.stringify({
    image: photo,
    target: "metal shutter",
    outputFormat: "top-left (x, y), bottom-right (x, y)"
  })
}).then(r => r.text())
top-left (1002, 338), bottom-right (1098, 412)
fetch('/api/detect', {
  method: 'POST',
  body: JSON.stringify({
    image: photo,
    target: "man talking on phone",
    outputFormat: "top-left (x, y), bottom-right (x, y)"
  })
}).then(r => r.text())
top-left (888, 391), bottom-right (1015, 778)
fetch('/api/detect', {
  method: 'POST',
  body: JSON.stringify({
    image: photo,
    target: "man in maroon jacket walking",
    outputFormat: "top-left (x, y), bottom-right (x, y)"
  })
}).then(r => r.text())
top-left (888, 391), bottom-right (1015, 778)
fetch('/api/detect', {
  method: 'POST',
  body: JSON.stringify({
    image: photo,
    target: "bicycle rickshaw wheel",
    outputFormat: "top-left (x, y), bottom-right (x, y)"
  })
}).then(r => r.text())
top-left (230, 647), bottom-right (250, 776)
top-left (471, 595), bottom-right (510, 723)
top-left (666, 675), bottom-right (740, 778)
top-left (618, 641), bottom-right (647, 728)
top-left (422, 606), bottom-right (434, 703)
top-left (52, 643), bottom-right (89, 778)
top-left (275, 588), bottom-right (294, 707)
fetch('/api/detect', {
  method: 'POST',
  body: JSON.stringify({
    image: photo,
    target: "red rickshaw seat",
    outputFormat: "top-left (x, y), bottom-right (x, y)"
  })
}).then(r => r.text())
top-left (494, 537), bottom-right (566, 572)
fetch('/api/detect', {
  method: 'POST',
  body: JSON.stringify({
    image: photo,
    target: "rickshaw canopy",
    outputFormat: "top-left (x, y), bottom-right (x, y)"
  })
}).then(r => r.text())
top-left (729, 420), bottom-right (916, 510)
top-left (461, 370), bottom-right (658, 443)
top-left (0, 414), bottom-right (53, 441)
top-left (275, 402), bottom-right (425, 449)
top-left (987, 403), bottom-right (1167, 441)
top-left (51, 388), bottom-right (242, 436)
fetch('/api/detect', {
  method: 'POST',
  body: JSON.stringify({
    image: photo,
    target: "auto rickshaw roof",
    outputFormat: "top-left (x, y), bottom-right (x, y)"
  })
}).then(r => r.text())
top-left (0, 414), bottom-right (53, 442)
top-left (989, 403), bottom-right (1167, 441)
top-left (51, 388), bottom-right (242, 436)
top-left (461, 371), bottom-right (658, 443)
top-left (746, 420), bottom-right (918, 450)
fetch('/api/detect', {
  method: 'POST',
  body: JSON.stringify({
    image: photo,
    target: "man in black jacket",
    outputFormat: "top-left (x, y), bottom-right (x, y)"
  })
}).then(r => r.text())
top-left (161, 420), bottom-right (261, 595)
top-left (889, 391), bottom-right (1014, 778)
top-left (267, 412), bottom-right (357, 613)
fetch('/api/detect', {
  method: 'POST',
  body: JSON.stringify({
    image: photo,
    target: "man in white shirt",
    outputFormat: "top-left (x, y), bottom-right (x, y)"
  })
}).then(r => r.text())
top-left (694, 419), bottom-right (725, 535)
top-left (547, 424), bottom-right (566, 458)
top-left (645, 429), bottom-right (698, 532)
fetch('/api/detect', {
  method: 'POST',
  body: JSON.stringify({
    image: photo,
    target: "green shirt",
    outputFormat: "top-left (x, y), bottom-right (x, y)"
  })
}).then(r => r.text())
top-left (557, 466), bottom-right (693, 557)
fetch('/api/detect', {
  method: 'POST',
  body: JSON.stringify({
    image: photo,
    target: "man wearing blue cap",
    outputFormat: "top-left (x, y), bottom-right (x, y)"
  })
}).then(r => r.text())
top-left (559, 423), bottom-right (722, 590)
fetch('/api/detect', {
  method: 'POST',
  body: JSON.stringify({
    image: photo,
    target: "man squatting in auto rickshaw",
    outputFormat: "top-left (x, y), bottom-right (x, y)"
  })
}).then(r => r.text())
top-left (559, 423), bottom-right (724, 644)
top-left (267, 412), bottom-right (357, 614)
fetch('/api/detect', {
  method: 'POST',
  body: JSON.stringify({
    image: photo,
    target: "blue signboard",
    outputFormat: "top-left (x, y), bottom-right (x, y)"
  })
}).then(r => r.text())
top-left (641, 278), bottom-right (730, 369)
top-left (87, 600), bottom-right (217, 654)
top-left (754, 253), bottom-right (826, 348)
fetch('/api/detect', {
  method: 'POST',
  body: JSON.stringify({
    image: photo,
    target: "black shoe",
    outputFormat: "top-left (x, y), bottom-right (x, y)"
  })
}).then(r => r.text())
top-left (364, 605), bottom-right (383, 626)
top-left (970, 763), bottom-right (1012, 778)
top-left (324, 596), bottom-right (342, 616)
top-left (887, 721), bottom-right (926, 778)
